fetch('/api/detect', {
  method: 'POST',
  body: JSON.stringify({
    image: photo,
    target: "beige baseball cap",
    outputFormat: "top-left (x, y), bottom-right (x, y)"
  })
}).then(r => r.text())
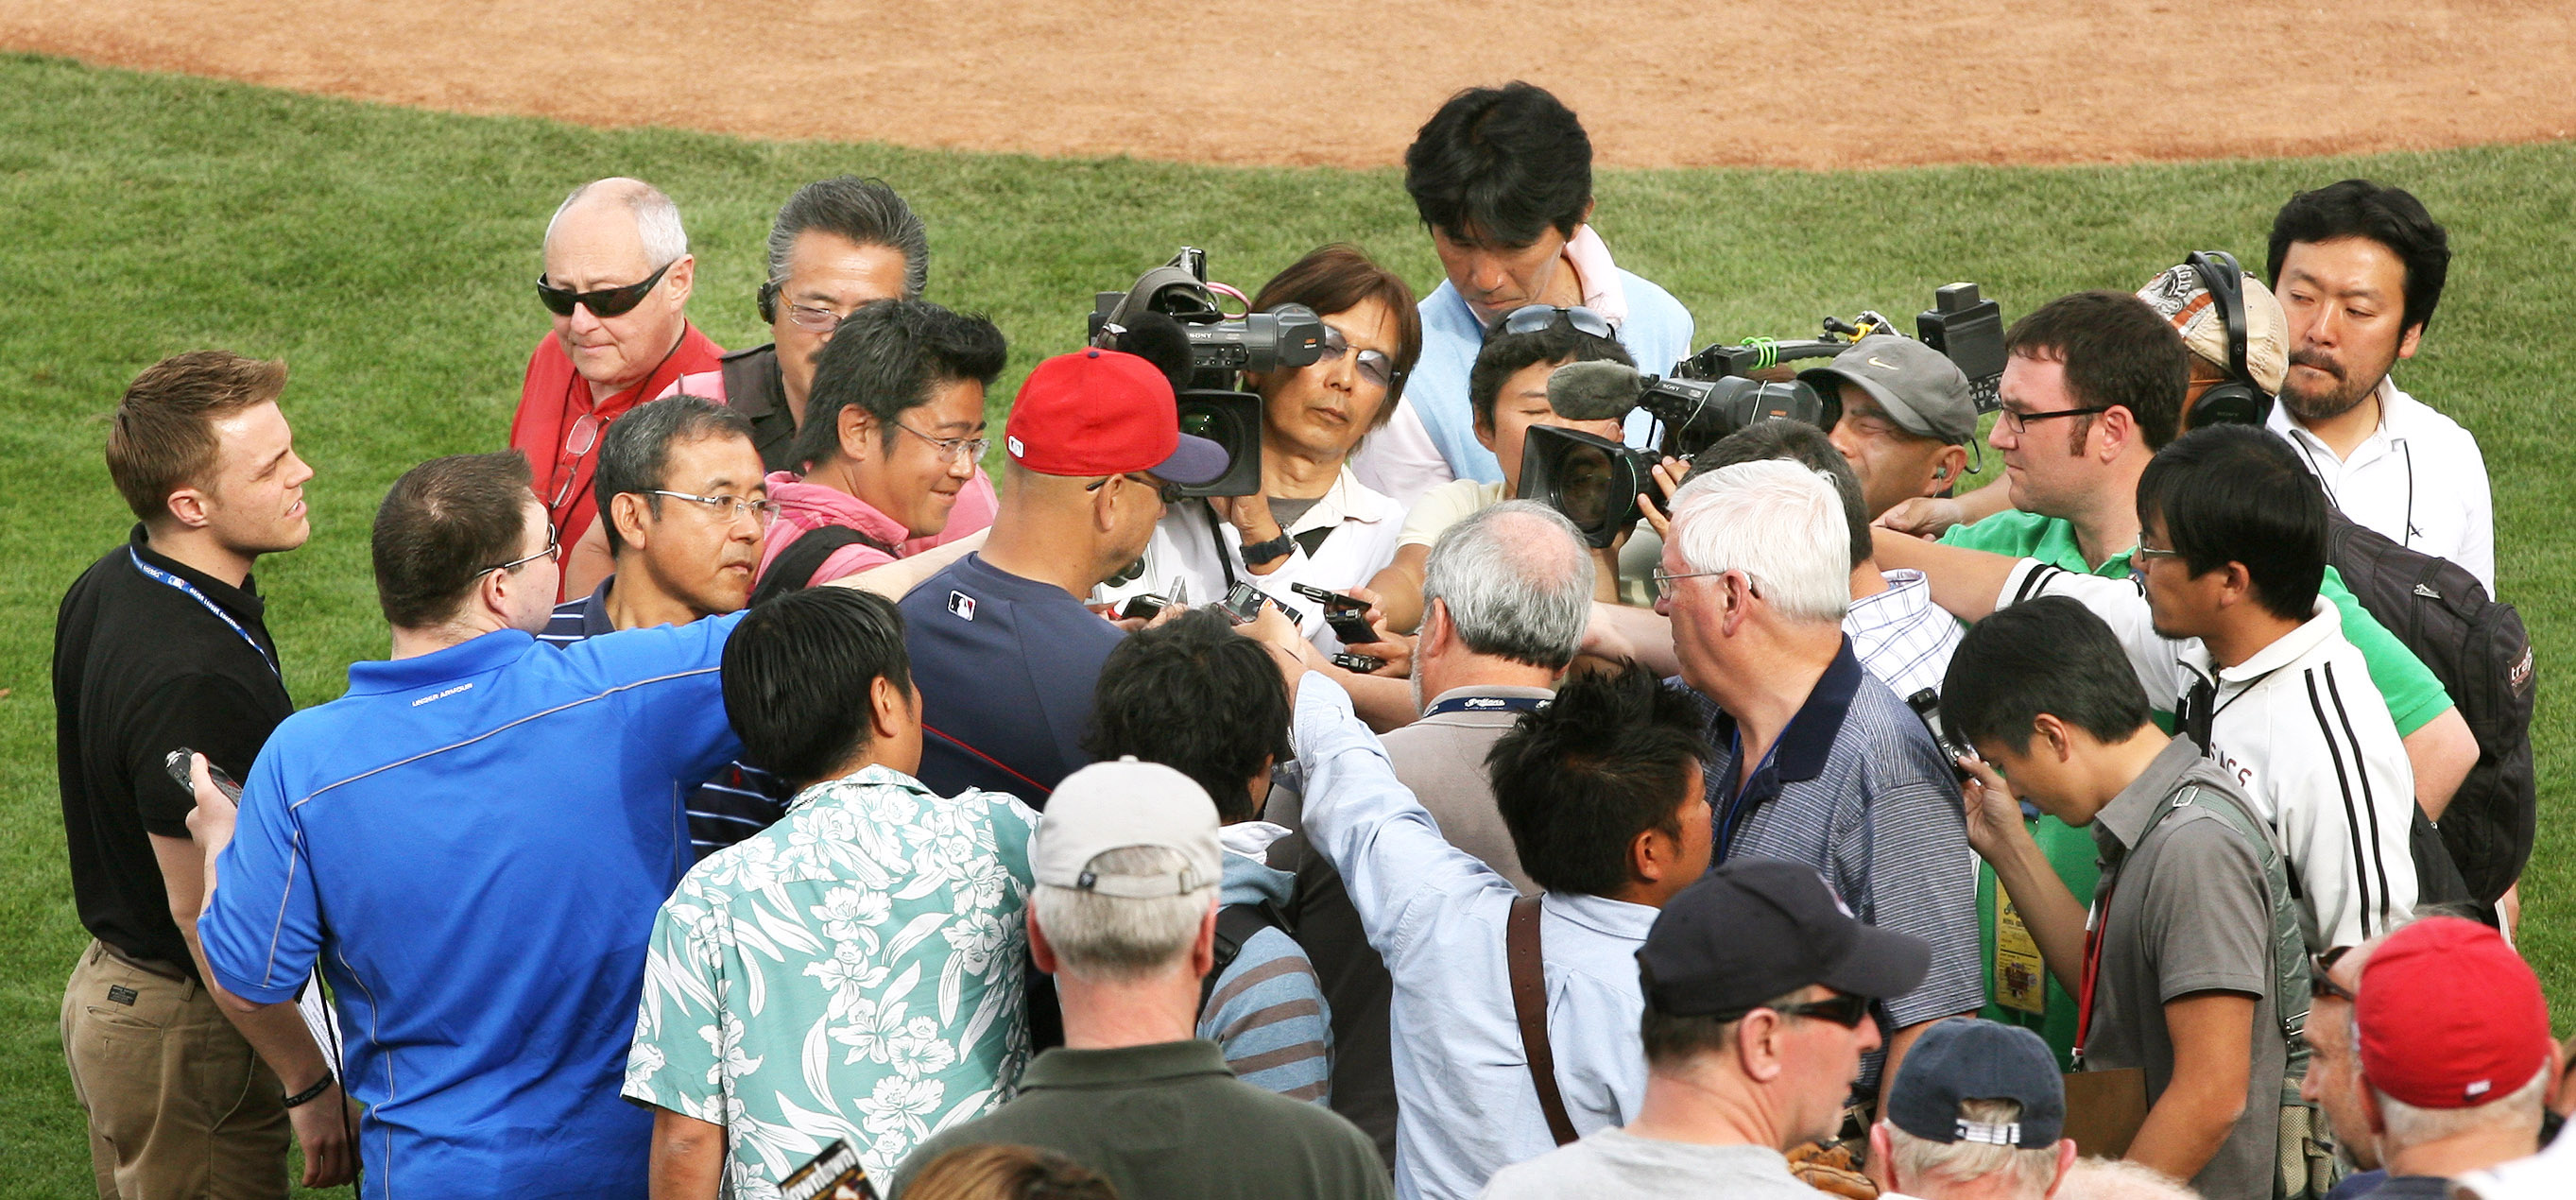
top-left (2136, 259), bottom-right (2289, 395)
top-left (1033, 758), bottom-right (1222, 899)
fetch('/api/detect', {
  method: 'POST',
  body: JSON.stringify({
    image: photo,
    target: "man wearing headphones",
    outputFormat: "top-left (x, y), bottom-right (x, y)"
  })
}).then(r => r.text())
top-left (1812, 335), bottom-right (1980, 524)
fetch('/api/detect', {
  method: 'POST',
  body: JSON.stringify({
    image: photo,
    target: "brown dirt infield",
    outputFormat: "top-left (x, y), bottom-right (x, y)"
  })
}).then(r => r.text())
top-left (4, 2), bottom-right (2571, 170)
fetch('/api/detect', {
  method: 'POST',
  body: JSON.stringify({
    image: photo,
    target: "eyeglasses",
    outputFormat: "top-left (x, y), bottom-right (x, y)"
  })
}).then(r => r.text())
top-left (1493, 304), bottom-right (1615, 340)
top-left (2127, 543), bottom-right (2186, 588)
top-left (1997, 404), bottom-right (2112, 434)
top-left (784, 301), bottom-right (865, 334)
top-left (1773, 992), bottom-right (1875, 1029)
top-left (1316, 323), bottom-right (1396, 389)
top-left (544, 414), bottom-right (605, 510)
top-left (1087, 472), bottom-right (1184, 505)
top-left (644, 489), bottom-right (781, 527)
top-left (536, 260), bottom-right (676, 318)
top-left (483, 524), bottom-right (561, 576)
top-left (895, 420), bottom-right (991, 465)
top-left (1651, 568), bottom-right (1727, 599)
top-left (2310, 947), bottom-right (2357, 1003)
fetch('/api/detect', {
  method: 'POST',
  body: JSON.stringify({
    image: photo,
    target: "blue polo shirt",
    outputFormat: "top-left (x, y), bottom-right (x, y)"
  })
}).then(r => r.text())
top-left (202, 617), bottom-right (743, 1200)
top-left (898, 552), bottom-right (1123, 806)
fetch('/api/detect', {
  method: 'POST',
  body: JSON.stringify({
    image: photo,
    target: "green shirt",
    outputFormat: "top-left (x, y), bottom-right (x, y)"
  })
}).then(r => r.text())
top-left (1938, 508), bottom-right (2452, 1067)
top-left (890, 1040), bottom-right (1393, 1200)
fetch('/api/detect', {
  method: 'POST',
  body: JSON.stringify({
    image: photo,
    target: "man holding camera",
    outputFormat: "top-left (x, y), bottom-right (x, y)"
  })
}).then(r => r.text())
top-left (1350, 82), bottom-right (1694, 506)
top-left (896, 348), bottom-right (1228, 802)
top-left (514, 178), bottom-right (723, 577)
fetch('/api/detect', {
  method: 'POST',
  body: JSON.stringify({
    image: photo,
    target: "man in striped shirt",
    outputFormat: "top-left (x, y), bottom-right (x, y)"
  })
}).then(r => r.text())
top-left (1885, 422), bottom-right (2419, 951)
top-left (541, 394), bottom-right (790, 857)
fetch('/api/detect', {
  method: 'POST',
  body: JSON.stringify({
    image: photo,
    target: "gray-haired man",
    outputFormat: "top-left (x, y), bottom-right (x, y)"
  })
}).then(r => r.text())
top-left (1271, 499), bottom-right (1596, 1166)
top-left (660, 175), bottom-right (930, 470)
top-left (889, 760), bottom-right (1387, 1200)
top-left (1867, 1020), bottom-right (2079, 1200)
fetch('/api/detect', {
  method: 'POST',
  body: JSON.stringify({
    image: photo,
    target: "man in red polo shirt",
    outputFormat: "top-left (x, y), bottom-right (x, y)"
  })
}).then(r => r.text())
top-left (512, 177), bottom-right (723, 587)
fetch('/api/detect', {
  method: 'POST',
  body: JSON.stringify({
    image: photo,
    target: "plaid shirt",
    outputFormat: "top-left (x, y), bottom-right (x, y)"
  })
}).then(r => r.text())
top-left (1845, 568), bottom-right (1962, 701)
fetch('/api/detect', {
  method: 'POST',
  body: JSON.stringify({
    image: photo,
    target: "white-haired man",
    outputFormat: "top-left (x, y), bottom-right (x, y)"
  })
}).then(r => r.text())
top-left (1655, 459), bottom-right (1981, 1104)
top-left (2344, 917), bottom-right (2559, 1198)
top-left (1867, 1020), bottom-right (2079, 1200)
top-left (887, 760), bottom-right (1388, 1200)
top-left (514, 177), bottom-right (722, 571)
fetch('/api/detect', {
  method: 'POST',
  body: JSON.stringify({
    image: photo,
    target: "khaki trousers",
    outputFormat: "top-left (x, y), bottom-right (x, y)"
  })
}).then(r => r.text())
top-left (60, 939), bottom-right (290, 1200)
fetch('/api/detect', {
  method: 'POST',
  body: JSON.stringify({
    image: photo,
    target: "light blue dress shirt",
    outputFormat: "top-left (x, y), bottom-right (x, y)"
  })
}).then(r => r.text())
top-left (1293, 676), bottom-right (1654, 1200)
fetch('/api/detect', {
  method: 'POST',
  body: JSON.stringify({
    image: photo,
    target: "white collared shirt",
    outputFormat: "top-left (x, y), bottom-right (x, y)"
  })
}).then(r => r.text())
top-left (2269, 376), bottom-right (2494, 593)
top-left (2001, 561), bottom-right (2420, 951)
top-left (1095, 466), bottom-right (1406, 653)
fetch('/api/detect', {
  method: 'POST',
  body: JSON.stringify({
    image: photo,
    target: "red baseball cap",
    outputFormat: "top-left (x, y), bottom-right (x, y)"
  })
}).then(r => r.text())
top-left (1003, 349), bottom-right (1228, 485)
top-left (2357, 917), bottom-right (2553, 1108)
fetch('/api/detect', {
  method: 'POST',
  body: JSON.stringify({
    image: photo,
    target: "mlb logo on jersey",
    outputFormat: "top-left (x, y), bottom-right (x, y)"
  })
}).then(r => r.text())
top-left (948, 591), bottom-right (977, 622)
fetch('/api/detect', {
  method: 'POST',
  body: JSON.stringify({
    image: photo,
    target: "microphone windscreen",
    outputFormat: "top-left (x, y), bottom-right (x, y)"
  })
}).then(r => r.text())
top-left (1113, 312), bottom-right (1195, 394)
top-left (1547, 359), bottom-right (1644, 421)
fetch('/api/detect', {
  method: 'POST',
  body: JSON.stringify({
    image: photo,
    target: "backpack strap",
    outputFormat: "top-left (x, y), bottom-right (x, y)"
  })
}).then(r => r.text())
top-left (749, 525), bottom-right (895, 608)
top-left (1508, 895), bottom-right (1580, 1146)
top-left (2137, 783), bottom-right (2313, 1062)
top-left (1199, 900), bottom-right (1286, 1012)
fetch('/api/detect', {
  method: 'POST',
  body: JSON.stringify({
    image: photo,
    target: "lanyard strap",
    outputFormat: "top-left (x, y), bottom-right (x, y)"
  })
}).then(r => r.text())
top-left (2071, 861), bottom-right (2125, 1068)
top-left (1422, 694), bottom-right (1550, 718)
top-left (129, 547), bottom-right (280, 679)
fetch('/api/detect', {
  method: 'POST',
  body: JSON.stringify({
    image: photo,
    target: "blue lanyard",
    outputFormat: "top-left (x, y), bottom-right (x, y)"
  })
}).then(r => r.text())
top-left (129, 547), bottom-right (280, 680)
top-left (1422, 694), bottom-right (1550, 718)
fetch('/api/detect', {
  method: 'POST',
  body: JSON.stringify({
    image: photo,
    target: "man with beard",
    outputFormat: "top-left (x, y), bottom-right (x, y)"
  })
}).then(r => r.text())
top-left (2265, 180), bottom-right (2490, 592)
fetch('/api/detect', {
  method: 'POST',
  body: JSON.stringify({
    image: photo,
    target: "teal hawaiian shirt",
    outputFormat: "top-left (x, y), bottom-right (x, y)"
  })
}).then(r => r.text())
top-left (624, 763), bottom-right (1040, 1193)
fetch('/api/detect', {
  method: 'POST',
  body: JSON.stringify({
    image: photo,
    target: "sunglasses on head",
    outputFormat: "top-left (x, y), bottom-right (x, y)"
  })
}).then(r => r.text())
top-left (2310, 947), bottom-right (2357, 1003)
top-left (536, 260), bottom-right (675, 318)
top-left (1493, 303), bottom-right (1614, 341)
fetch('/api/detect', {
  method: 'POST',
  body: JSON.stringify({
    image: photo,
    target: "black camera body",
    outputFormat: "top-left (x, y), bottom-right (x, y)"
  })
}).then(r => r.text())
top-left (1087, 247), bottom-right (1317, 498)
top-left (1517, 426), bottom-right (1659, 549)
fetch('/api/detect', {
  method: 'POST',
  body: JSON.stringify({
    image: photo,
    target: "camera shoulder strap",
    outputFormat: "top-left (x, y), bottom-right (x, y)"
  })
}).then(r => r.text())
top-left (1508, 895), bottom-right (1580, 1146)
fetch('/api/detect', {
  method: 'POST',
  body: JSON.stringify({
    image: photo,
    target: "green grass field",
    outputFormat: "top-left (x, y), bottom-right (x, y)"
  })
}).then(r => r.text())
top-left (1, 51), bottom-right (2568, 1194)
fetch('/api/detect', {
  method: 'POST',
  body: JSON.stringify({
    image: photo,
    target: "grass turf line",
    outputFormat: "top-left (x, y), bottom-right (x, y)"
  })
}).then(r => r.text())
top-left (1, 51), bottom-right (2568, 1195)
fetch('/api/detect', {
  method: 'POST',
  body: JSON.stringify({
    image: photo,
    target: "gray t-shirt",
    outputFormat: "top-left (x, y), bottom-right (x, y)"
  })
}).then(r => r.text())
top-left (1477, 1128), bottom-right (1812, 1200)
top-left (2083, 738), bottom-right (2288, 1200)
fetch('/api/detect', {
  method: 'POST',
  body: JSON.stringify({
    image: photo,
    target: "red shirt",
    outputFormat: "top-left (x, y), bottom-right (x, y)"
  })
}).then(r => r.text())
top-left (509, 325), bottom-right (724, 591)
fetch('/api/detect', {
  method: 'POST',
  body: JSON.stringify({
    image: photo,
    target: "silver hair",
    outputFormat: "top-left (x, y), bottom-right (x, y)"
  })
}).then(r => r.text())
top-left (1030, 845), bottom-right (1213, 983)
top-left (545, 178), bottom-right (689, 267)
top-left (2056, 1157), bottom-right (2198, 1200)
top-left (1881, 1098), bottom-right (2061, 1198)
top-left (2373, 1059), bottom-right (2550, 1155)
top-left (764, 176), bottom-right (929, 300)
top-left (1421, 500), bottom-right (1594, 671)
top-left (1668, 458), bottom-right (1851, 625)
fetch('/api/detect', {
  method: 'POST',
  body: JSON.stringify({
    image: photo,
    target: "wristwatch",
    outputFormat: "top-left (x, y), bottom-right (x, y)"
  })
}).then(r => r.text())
top-left (1241, 531), bottom-right (1296, 567)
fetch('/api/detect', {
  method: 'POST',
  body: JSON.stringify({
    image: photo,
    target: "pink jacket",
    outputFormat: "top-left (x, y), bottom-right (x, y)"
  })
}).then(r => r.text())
top-left (756, 469), bottom-right (1000, 588)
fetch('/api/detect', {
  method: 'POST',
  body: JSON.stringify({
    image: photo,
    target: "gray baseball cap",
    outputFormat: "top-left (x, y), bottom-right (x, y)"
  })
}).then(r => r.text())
top-left (1033, 758), bottom-right (1222, 899)
top-left (1799, 335), bottom-right (1978, 445)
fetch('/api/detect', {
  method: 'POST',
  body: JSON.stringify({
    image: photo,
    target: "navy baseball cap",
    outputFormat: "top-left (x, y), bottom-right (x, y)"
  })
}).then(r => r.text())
top-left (1885, 1020), bottom-right (2066, 1148)
top-left (1638, 859), bottom-right (1929, 1018)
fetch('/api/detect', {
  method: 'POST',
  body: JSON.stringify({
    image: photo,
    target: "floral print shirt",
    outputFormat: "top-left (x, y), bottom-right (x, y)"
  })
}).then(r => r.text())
top-left (624, 764), bottom-right (1039, 1195)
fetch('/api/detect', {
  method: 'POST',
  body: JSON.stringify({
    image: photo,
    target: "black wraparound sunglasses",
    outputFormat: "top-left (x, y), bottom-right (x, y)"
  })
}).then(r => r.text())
top-left (537, 260), bottom-right (675, 318)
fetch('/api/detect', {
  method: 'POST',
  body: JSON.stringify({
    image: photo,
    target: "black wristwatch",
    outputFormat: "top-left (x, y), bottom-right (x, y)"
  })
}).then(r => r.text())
top-left (283, 1071), bottom-right (335, 1108)
top-left (1241, 531), bottom-right (1296, 566)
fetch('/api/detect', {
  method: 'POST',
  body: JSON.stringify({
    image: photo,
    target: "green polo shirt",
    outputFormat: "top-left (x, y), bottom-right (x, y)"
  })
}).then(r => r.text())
top-left (1938, 508), bottom-right (2452, 1067)
top-left (889, 1039), bottom-right (1390, 1200)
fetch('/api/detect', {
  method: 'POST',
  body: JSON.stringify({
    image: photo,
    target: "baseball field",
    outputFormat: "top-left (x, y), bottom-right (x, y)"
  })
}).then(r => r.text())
top-left (1, 6), bottom-right (2571, 1191)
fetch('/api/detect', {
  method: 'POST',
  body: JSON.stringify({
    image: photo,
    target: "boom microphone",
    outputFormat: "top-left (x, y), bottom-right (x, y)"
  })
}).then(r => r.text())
top-left (1545, 360), bottom-right (1646, 421)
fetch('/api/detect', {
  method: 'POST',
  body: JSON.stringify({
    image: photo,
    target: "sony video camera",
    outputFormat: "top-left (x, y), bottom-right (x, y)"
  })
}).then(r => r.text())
top-left (1088, 249), bottom-right (1325, 498)
top-left (1518, 283), bottom-right (2007, 546)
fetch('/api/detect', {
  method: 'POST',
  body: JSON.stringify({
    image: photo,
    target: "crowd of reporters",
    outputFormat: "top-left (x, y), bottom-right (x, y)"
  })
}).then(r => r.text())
top-left (52, 78), bottom-right (2559, 1200)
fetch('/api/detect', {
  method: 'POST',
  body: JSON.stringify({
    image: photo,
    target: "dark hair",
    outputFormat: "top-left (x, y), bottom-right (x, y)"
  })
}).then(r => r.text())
top-left (591, 395), bottom-right (756, 556)
top-left (1691, 421), bottom-right (1871, 572)
top-left (2003, 292), bottom-right (2189, 452)
top-left (763, 176), bottom-right (929, 316)
top-left (790, 300), bottom-right (1006, 471)
top-left (371, 452), bottom-right (536, 628)
top-left (106, 351), bottom-right (289, 523)
top-left (1468, 322), bottom-right (1632, 430)
top-left (1404, 82), bottom-right (1592, 246)
top-left (1639, 987), bottom-right (1806, 1069)
top-left (1083, 609), bottom-right (1292, 823)
top-left (1940, 597), bottom-right (2153, 755)
top-left (2135, 423), bottom-right (2326, 621)
top-left (2267, 179), bottom-right (2450, 335)
top-left (1250, 244), bottom-right (1424, 412)
top-left (720, 587), bottom-right (913, 789)
top-left (1487, 660), bottom-right (1708, 897)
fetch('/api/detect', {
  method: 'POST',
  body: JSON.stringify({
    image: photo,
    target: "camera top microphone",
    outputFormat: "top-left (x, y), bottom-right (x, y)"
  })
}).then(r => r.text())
top-left (1544, 359), bottom-right (1647, 422)
top-left (1108, 310), bottom-right (1195, 395)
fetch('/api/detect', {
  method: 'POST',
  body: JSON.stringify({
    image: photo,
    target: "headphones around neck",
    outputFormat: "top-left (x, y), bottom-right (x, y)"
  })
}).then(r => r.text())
top-left (2182, 250), bottom-right (2275, 430)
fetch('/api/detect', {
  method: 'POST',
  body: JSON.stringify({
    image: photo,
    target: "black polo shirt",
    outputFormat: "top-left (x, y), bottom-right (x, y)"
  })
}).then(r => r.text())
top-left (711, 344), bottom-right (799, 471)
top-left (54, 526), bottom-right (294, 977)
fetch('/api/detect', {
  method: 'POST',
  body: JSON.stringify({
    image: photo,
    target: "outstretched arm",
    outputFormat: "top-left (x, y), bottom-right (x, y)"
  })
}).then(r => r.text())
top-left (1868, 527), bottom-right (2025, 622)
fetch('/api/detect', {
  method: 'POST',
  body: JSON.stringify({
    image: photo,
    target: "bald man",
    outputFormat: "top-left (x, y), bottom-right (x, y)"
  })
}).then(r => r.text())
top-left (512, 177), bottom-right (724, 575)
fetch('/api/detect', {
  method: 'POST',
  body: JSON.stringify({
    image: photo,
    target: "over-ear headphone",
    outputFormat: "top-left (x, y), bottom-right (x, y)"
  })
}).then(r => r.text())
top-left (757, 279), bottom-right (781, 326)
top-left (2182, 250), bottom-right (2275, 429)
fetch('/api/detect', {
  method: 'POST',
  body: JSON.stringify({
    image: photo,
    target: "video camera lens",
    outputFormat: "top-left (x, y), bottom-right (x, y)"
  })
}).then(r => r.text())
top-left (1517, 424), bottom-right (1658, 548)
